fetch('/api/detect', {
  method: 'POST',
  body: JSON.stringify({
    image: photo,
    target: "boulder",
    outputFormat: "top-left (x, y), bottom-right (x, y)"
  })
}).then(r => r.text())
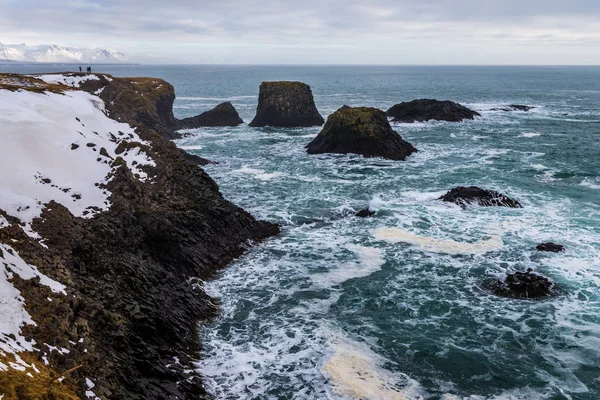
top-left (489, 269), bottom-right (553, 299)
top-left (356, 208), bottom-right (375, 218)
top-left (386, 99), bottom-right (480, 123)
top-left (249, 81), bottom-right (324, 127)
top-left (306, 106), bottom-right (417, 161)
top-left (490, 104), bottom-right (535, 112)
top-left (177, 102), bottom-right (243, 130)
top-left (439, 186), bottom-right (522, 208)
top-left (536, 242), bottom-right (565, 252)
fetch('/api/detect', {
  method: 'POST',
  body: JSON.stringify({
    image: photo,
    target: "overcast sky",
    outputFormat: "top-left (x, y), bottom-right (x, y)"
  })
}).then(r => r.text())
top-left (2, 0), bottom-right (600, 64)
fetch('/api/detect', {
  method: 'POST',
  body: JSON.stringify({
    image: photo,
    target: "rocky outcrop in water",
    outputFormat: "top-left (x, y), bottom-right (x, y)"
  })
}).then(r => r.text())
top-left (490, 104), bottom-right (535, 112)
top-left (386, 99), bottom-right (480, 123)
top-left (249, 81), bottom-right (324, 127)
top-left (80, 75), bottom-right (243, 140)
top-left (355, 208), bottom-right (376, 218)
top-left (1, 73), bottom-right (279, 399)
top-left (439, 186), bottom-right (523, 208)
top-left (305, 106), bottom-right (417, 160)
top-left (177, 102), bottom-right (243, 129)
top-left (536, 242), bottom-right (565, 252)
top-left (489, 269), bottom-right (554, 299)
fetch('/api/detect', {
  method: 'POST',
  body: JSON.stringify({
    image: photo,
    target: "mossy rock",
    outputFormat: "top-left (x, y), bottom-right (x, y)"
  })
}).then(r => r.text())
top-left (306, 106), bottom-right (417, 160)
top-left (249, 81), bottom-right (324, 127)
top-left (386, 99), bottom-right (480, 123)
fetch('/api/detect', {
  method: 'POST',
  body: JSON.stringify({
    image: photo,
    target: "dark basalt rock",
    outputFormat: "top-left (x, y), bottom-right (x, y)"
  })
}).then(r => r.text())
top-left (536, 242), bottom-right (565, 252)
top-left (439, 186), bottom-right (522, 208)
top-left (306, 106), bottom-right (417, 161)
top-left (177, 102), bottom-right (243, 130)
top-left (79, 76), bottom-right (243, 140)
top-left (489, 269), bottom-right (554, 299)
top-left (249, 81), bottom-right (324, 127)
top-left (386, 99), bottom-right (480, 123)
top-left (490, 104), bottom-right (535, 112)
top-left (182, 151), bottom-right (217, 166)
top-left (356, 208), bottom-right (375, 218)
top-left (4, 73), bottom-right (280, 400)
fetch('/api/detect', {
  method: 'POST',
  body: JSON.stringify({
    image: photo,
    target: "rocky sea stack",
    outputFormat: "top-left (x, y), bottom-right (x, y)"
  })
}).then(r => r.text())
top-left (439, 186), bottom-right (523, 208)
top-left (386, 99), bottom-right (480, 123)
top-left (177, 101), bottom-right (243, 129)
top-left (489, 269), bottom-right (554, 299)
top-left (249, 81), bottom-right (324, 127)
top-left (306, 106), bottom-right (417, 160)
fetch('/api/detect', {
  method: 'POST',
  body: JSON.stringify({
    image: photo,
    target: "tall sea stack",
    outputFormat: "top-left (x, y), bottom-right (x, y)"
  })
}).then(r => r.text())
top-left (249, 81), bottom-right (324, 127)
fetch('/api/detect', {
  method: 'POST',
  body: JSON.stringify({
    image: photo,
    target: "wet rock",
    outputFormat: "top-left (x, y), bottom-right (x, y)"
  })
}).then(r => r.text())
top-left (177, 102), bottom-right (243, 130)
top-left (355, 209), bottom-right (375, 218)
top-left (439, 186), bottom-right (522, 208)
top-left (386, 99), bottom-right (480, 123)
top-left (249, 81), bottom-right (324, 127)
top-left (306, 106), bottom-right (417, 161)
top-left (489, 269), bottom-right (554, 299)
top-left (536, 242), bottom-right (565, 252)
top-left (490, 104), bottom-right (535, 112)
top-left (182, 151), bottom-right (216, 166)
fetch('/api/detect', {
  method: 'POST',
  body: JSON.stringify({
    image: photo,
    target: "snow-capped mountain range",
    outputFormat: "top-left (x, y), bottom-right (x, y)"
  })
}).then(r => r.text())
top-left (0, 43), bottom-right (133, 63)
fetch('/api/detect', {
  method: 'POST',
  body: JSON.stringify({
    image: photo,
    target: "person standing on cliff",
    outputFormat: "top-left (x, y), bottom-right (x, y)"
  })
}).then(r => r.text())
top-left (79, 66), bottom-right (82, 73)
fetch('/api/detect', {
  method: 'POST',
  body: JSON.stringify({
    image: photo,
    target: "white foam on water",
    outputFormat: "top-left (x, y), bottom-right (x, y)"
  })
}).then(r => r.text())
top-left (373, 227), bottom-right (503, 255)
top-left (519, 132), bottom-right (541, 138)
top-left (178, 145), bottom-right (203, 150)
top-left (177, 95), bottom-right (256, 101)
top-left (232, 166), bottom-right (283, 181)
top-left (580, 177), bottom-right (600, 189)
top-left (312, 244), bottom-right (384, 287)
top-left (323, 334), bottom-right (425, 400)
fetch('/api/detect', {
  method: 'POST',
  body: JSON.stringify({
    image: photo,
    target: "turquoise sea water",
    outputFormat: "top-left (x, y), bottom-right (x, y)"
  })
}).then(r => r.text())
top-left (3, 64), bottom-right (600, 399)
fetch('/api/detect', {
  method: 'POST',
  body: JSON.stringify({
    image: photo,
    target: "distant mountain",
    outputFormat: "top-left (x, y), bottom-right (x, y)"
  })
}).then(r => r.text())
top-left (0, 43), bottom-right (134, 64)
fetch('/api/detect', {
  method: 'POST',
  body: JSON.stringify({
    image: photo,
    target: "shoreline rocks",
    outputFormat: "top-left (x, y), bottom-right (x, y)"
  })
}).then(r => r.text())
top-left (177, 102), bottom-right (243, 129)
top-left (439, 186), bottom-right (523, 208)
top-left (306, 106), bottom-right (417, 161)
top-left (249, 81), bottom-right (324, 127)
top-left (489, 269), bottom-right (554, 299)
top-left (490, 104), bottom-right (535, 112)
top-left (386, 99), bottom-right (480, 123)
top-left (536, 242), bottom-right (565, 252)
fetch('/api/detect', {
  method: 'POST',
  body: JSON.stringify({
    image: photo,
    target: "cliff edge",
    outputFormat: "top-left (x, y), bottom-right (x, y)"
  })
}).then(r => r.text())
top-left (0, 73), bottom-right (279, 399)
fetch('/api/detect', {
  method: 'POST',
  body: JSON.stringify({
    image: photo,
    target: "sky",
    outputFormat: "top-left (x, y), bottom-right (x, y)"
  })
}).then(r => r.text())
top-left (1, 0), bottom-right (600, 64)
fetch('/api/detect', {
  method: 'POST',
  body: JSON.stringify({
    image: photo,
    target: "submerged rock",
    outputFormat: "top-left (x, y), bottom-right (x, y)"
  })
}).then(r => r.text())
top-left (177, 102), bottom-right (243, 130)
top-left (489, 269), bottom-right (554, 299)
top-left (439, 186), bottom-right (522, 208)
top-left (306, 106), bottom-right (417, 160)
top-left (249, 81), bottom-right (324, 127)
top-left (386, 99), bottom-right (480, 123)
top-left (490, 104), bottom-right (535, 112)
top-left (536, 242), bottom-right (565, 252)
top-left (355, 208), bottom-right (376, 218)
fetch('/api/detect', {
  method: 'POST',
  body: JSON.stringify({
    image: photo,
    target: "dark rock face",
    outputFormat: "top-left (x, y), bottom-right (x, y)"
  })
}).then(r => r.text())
top-left (490, 104), bottom-right (535, 112)
top-left (249, 81), bottom-right (324, 127)
top-left (439, 186), bottom-right (522, 208)
top-left (356, 208), bottom-right (375, 218)
top-left (489, 269), bottom-right (554, 299)
top-left (177, 102), bottom-right (243, 130)
top-left (306, 106), bottom-right (417, 161)
top-left (5, 74), bottom-right (280, 399)
top-left (536, 242), bottom-right (565, 252)
top-left (80, 76), bottom-right (243, 140)
top-left (386, 99), bottom-right (480, 123)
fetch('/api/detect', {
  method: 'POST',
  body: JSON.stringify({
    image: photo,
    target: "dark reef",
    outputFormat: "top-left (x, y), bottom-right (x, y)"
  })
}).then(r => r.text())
top-left (439, 186), bottom-right (523, 208)
top-left (489, 269), bottom-right (554, 299)
top-left (386, 99), bottom-right (480, 123)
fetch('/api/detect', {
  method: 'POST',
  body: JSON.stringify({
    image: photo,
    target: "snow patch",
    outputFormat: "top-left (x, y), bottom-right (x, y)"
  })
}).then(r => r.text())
top-left (35, 74), bottom-right (99, 88)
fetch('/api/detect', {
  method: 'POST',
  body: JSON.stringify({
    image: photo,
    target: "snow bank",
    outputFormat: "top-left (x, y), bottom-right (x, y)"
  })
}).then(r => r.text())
top-left (0, 87), bottom-right (155, 229)
top-left (35, 74), bottom-right (100, 88)
top-left (0, 243), bottom-right (65, 354)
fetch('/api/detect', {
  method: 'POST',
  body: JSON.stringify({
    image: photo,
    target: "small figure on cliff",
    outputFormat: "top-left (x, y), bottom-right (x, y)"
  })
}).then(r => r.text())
top-left (79, 66), bottom-right (82, 73)
top-left (87, 66), bottom-right (92, 74)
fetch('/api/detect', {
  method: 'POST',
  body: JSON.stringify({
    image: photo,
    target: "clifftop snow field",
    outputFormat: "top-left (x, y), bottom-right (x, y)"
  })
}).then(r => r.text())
top-left (0, 43), bottom-right (132, 64)
top-left (0, 73), bottom-right (278, 398)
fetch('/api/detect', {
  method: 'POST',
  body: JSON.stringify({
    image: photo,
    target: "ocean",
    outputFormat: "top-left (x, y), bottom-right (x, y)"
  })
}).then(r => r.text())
top-left (3, 64), bottom-right (600, 399)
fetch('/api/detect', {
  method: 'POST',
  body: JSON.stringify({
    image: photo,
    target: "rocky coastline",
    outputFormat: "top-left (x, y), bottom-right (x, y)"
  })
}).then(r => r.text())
top-left (0, 73), bottom-right (279, 399)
